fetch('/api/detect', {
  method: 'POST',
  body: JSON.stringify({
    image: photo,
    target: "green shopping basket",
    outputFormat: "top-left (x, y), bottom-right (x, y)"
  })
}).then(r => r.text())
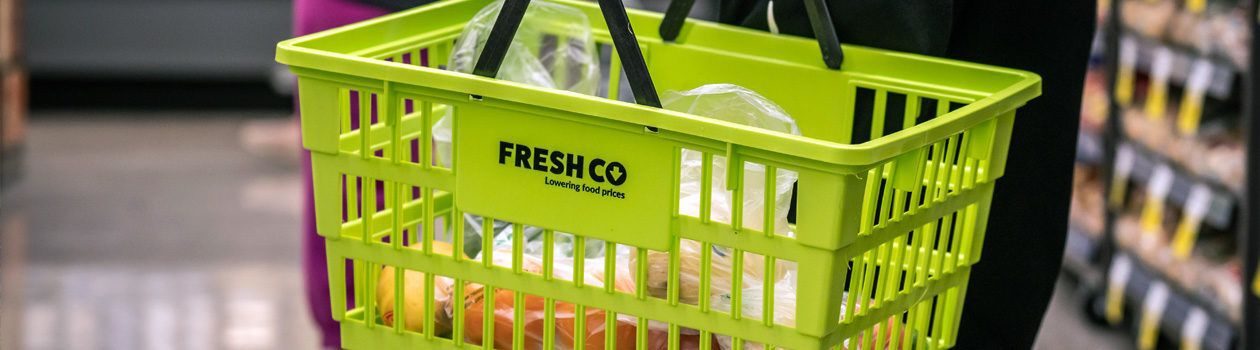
top-left (276, 0), bottom-right (1040, 347)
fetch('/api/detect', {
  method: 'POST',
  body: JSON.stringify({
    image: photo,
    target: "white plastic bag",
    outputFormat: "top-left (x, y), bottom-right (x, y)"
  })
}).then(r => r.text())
top-left (664, 84), bottom-right (800, 236)
top-left (629, 239), bottom-right (788, 305)
top-left (434, 0), bottom-right (601, 168)
top-left (711, 282), bottom-right (804, 350)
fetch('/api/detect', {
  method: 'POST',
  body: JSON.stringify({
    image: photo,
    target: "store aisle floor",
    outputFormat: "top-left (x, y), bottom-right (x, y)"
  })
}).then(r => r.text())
top-left (1, 113), bottom-right (1129, 349)
top-left (1, 112), bottom-right (317, 350)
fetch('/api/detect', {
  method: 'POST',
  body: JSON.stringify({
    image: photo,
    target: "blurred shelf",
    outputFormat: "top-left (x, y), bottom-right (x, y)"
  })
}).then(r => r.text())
top-left (1119, 108), bottom-right (1245, 195)
top-left (1119, 140), bottom-right (1236, 229)
top-left (1076, 129), bottom-right (1105, 166)
top-left (1122, 31), bottom-right (1239, 100)
top-left (1064, 225), bottom-right (1103, 284)
top-left (1110, 252), bottom-right (1237, 350)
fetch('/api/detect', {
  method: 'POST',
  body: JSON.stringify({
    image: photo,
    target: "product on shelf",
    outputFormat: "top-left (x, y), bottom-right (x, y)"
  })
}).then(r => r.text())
top-left (1071, 166), bottom-right (1106, 237)
top-left (1079, 68), bottom-right (1109, 134)
top-left (1166, 10), bottom-right (1212, 53)
top-left (1208, 8), bottom-right (1249, 71)
top-left (1121, 108), bottom-right (1244, 192)
top-left (1113, 209), bottom-right (1241, 323)
top-left (1121, 0), bottom-right (1176, 39)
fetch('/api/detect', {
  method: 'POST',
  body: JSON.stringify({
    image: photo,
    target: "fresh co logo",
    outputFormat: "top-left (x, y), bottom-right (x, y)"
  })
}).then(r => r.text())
top-left (498, 141), bottom-right (627, 186)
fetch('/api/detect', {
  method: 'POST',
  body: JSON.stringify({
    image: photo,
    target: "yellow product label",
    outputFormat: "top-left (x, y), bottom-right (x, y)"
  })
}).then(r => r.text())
top-left (1106, 285), bottom-right (1125, 324)
top-left (1145, 82), bottom-right (1168, 120)
top-left (1170, 218), bottom-right (1200, 259)
top-left (1138, 314), bottom-right (1160, 350)
top-left (1186, 0), bottom-right (1206, 14)
top-left (1139, 199), bottom-right (1164, 235)
top-left (1109, 177), bottom-right (1130, 208)
top-left (1177, 93), bottom-right (1204, 135)
top-left (1116, 65), bottom-right (1135, 106)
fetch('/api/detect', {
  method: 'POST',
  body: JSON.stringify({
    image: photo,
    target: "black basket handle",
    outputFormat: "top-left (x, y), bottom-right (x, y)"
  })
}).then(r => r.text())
top-left (659, 0), bottom-right (843, 69)
top-left (472, 0), bottom-right (843, 110)
top-left (473, 0), bottom-right (662, 108)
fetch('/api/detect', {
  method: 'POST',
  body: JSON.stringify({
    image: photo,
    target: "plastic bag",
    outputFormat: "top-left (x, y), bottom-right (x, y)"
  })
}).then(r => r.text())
top-left (710, 280), bottom-right (905, 350)
top-left (663, 84), bottom-right (800, 236)
top-left (630, 239), bottom-right (787, 305)
top-left (434, 0), bottom-right (601, 168)
top-left (457, 215), bottom-right (608, 260)
top-left (711, 282), bottom-right (800, 350)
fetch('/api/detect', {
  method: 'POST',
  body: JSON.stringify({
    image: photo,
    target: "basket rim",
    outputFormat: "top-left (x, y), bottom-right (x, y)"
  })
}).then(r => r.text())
top-left (276, 0), bottom-right (1041, 169)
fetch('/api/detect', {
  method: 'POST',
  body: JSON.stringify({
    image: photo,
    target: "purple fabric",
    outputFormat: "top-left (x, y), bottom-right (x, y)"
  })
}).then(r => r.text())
top-left (295, 0), bottom-right (388, 348)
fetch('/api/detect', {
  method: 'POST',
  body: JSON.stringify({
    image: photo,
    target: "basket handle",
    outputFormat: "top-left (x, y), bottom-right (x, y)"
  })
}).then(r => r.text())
top-left (473, 0), bottom-right (663, 108)
top-left (658, 0), bottom-right (843, 69)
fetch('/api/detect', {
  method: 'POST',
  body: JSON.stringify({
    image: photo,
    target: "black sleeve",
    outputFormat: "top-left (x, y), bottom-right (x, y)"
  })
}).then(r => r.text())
top-left (717, 0), bottom-right (953, 56)
top-left (948, 0), bottom-right (1095, 348)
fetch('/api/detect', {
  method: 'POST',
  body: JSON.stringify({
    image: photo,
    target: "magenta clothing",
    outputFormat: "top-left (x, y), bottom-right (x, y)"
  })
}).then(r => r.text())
top-left (294, 0), bottom-right (387, 348)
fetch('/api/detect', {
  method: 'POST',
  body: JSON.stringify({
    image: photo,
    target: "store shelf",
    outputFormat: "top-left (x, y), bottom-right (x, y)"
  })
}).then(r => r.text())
top-left (1122, 31), bottom-right (1238, 100)
top-left (1076, 129), bottom-right (1104, 166)
top-left (1118, 140), bottom-right (1236, 229)
top-left (1110, 252), bottom-right (1236, 350)
top-left (1067, 225), bottom-right (1101, 266)
top-left (1063, 225), bottom-right (1103, 284)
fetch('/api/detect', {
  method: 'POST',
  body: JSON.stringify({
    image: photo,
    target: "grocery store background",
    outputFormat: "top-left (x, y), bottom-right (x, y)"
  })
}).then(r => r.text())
top-left (0, 0), bottom-right (1255, 349)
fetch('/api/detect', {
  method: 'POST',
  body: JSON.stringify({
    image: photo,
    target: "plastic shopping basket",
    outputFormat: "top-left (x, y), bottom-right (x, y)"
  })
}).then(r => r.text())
top-left (276, 0), bottom-right (1040, 347)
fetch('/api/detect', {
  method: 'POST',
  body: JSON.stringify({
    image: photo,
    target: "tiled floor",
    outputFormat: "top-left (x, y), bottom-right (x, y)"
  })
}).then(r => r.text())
top-left (1, 113), bottom-right (1130, 349)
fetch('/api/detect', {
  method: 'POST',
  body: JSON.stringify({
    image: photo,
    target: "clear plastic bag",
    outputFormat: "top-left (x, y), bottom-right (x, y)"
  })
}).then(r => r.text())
top-left (711, 282), bottom-right (802, 350)
top-left (630, 239), bottom-right (787, 305)
top-left (663, 84), bottom-right (800, 236)
top-left (709, 279), bottom-right (906, 350)
top-left (434, 0), bottom-right (601, 168)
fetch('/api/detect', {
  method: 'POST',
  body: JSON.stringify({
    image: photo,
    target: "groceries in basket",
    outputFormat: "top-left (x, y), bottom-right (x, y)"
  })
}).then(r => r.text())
top-left (666, 84), bottom-right (800, 237)
top-left (371, 1), bottom-right (916, 347)
top-left (376, 241), bottom-right (465, 335)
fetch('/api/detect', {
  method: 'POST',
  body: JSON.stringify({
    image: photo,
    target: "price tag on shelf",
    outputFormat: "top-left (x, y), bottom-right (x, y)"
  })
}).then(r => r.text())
top-left (1137, 282), bottom-right (1170, 350)
top-left (1116, 37), bottom-right (1138, 106)
top-left (1186, 0), bottom-right (1206, 14)
top-left (1181, 307), bottom-right (1208, 350)
top-left (1178, 59), bottom-right (1214, 136)
top-left (1139, 164), bottom-right (1173, 249)
top-left (1106, 255), bottom-right (1134, 325)
top-left (1171, 184), bottom-right (1211, 259)
top-left (1110, 145), bottom-right (1136, 207)
top-left (1144, 47), bottom-right (1174, 120)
